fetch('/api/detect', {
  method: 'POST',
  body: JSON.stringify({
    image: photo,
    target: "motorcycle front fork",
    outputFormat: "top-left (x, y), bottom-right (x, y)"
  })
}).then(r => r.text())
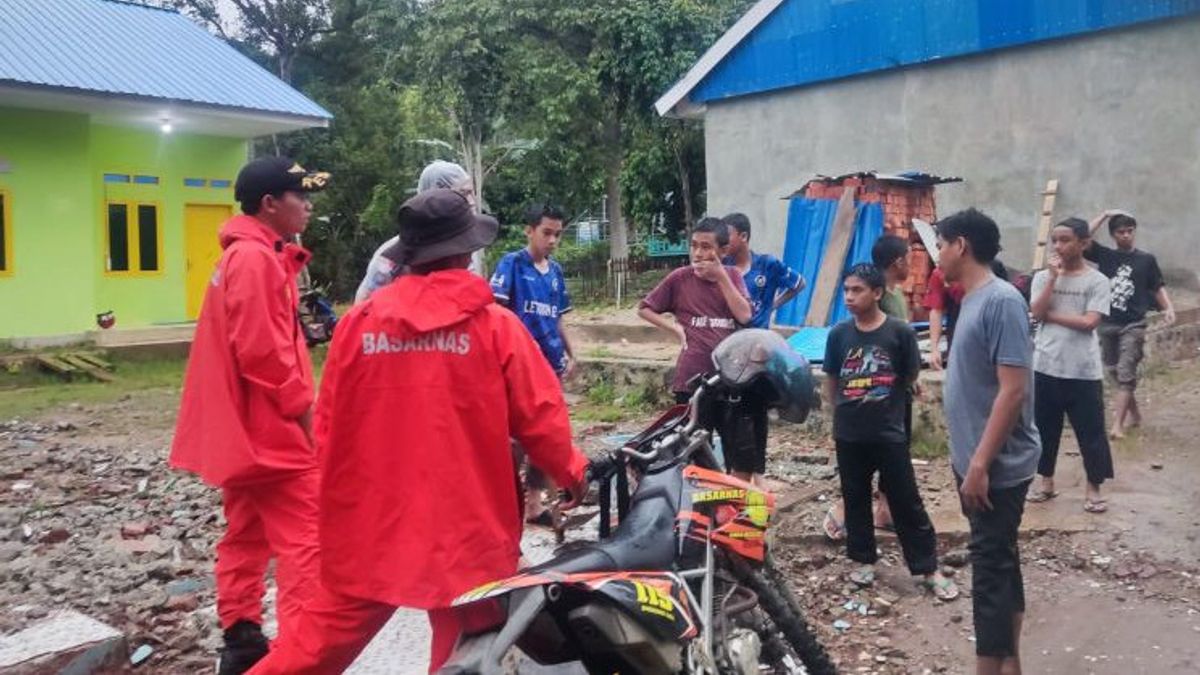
top-left (680, 529), bottom-right (719, 674)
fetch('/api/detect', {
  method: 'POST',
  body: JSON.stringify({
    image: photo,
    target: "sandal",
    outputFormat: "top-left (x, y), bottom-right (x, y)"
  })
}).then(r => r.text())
top-left (525, 509), bottom-right (555, 527)
top-left (1026, 490), bottom-right (1059, 503)
top-left (822, 506), bottom-right (846, 542)
top-left (848, 566), bottom-right (875, 587)
top-left (1083, 499), bottom-right (1108, 514)
top-left (919, 575), bottom-right (960, 602)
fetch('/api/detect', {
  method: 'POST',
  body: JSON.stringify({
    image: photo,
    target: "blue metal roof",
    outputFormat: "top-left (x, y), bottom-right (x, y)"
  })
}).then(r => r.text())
top-left (0, 0), bottom-right (331, 120)
top-left (689, 0), bottom-right (1200, 106)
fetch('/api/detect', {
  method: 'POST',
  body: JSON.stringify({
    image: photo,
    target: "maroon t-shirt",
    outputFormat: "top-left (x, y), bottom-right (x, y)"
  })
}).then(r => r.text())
top-left (640, 266), bottom-right (750, 392)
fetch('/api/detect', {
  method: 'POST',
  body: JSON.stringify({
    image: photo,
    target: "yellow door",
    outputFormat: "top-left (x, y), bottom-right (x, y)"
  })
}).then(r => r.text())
top-left (184, 204), bottom-right (230, 319)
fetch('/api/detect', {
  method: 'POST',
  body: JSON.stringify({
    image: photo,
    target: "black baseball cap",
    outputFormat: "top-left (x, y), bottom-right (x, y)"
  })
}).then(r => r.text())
top-left (234, 156), bottom-right (330, 205)
top-left (383, 189), bottom-right (498, 266)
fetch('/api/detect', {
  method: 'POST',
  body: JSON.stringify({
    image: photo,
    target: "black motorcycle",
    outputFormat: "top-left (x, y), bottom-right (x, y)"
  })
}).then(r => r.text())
top-left (440, 329), bottom-right (838, 674)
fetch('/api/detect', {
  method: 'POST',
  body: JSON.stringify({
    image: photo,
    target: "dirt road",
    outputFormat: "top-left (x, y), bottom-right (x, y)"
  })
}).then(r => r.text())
top-left (2, 359), bottom-right (1200, 672)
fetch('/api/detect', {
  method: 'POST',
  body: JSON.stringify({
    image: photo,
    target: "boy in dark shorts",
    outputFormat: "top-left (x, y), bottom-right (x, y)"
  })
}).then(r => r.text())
top-left (638, 218), bottom-right (756, 481)
top-left (1085, 210), bottom-right (1176, 439)
top-left (822, 263), bottom-right (957, 601)
top-left (937, 209), bottom-right (1041, 675)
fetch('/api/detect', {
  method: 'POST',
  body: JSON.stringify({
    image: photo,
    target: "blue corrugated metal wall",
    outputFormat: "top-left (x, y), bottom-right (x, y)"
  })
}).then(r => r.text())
top-left (775, 197), bottom-right (885, 327)
top-left (693, 0), bottom-right (1200, 104)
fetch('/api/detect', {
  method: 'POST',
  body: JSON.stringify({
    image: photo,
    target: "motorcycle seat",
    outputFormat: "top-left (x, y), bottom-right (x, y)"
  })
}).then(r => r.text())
top-left (529, 468), bottom-right (682, 575)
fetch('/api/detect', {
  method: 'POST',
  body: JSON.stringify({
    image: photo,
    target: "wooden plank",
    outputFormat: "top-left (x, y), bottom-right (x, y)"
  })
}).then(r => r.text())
top-left (912, 218), bottom-right (939, 265)
top-left (62, 355), bottom-right (116, 383)
top-left (1031, 179), bottom-right (1059, 270)
top-left (804, 185), bottom-right (860, 326)
top-left (75, 353), bottom-right (114, 371)
top-left (36, 355), bottom-right (78, 379)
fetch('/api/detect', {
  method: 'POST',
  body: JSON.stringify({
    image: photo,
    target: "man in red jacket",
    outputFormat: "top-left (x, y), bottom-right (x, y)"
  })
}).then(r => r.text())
top-left (249, 189), bottom-right (589, 674)
top-left (171, 156), bottom-right (329, 674)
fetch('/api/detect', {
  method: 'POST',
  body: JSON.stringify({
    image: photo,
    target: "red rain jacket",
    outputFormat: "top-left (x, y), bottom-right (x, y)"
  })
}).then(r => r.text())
top-left (171, 215), bottom-right (316, 487)
top-left (315, 269), bottom-right (588, 609)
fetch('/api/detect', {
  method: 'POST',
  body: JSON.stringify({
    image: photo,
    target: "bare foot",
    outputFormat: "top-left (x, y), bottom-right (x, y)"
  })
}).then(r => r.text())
top-left (1109, 427), bottom-right (1125, 440)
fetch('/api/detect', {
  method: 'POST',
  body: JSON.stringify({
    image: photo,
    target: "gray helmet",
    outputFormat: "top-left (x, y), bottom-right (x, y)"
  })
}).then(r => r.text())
top-left (711, 329), bottom-right (818, 423)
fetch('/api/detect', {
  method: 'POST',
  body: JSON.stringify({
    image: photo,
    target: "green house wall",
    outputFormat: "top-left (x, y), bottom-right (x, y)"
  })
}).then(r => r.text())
top-left (0, 106), bottom-right (247, 340)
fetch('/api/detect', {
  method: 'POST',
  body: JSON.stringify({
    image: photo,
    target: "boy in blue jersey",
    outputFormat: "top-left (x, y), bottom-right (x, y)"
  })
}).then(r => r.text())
top-left (490, 203), bottom-right (576, 525)
top-left (722, 213), bottom-right (806, 328)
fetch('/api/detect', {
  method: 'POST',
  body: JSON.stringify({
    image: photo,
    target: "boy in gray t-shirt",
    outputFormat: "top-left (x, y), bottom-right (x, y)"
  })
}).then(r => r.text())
top-left (1028, 218), bottom-right (1114, 512)
top-left (936, 208), bottom-right (1039, 674)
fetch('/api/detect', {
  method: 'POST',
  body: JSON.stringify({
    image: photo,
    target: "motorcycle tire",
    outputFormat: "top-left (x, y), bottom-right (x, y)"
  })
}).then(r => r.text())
top-left (726, 554), bottom-right (839, 675)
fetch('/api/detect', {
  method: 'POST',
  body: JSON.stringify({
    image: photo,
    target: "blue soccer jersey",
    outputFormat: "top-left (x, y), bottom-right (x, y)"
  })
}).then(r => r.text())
top-left (727, 252), bottom-right (804, 328)
top-left (490, 249), bottom-right (573, 373)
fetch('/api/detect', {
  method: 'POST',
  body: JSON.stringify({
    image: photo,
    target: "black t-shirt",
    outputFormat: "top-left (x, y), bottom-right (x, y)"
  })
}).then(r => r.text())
top-left (1083, 243), bottom-right (1165, 325)
top-left (823, 317), bottom-right (920, 444)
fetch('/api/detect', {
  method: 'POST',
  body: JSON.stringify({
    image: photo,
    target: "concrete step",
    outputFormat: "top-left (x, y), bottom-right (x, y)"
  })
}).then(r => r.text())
top-left (0, 610), bottom-right (126, 674)
top-left (90, 324), bottom-right (195, 348)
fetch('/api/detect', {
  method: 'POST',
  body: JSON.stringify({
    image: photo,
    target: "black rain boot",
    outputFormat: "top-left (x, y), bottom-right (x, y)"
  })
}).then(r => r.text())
top-left (216, 620), bottom-right (269, 675)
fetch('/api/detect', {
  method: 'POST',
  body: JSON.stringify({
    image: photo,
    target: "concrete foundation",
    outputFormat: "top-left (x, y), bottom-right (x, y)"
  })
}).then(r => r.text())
top-left (703, 15), bottom-right (1200, 281)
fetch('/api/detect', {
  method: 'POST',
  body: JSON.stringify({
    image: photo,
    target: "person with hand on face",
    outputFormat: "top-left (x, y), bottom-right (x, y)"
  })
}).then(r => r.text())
top-left (171, 156), bottom-right (329, 674)
top-left (638, 218), bottom-right (758, 481)
top-left (249, 189), bottom-right (589, 675)
top-left (936, 209), bottom-right (1041, 675)
top-left (490, 203), bottom-right (578, 528)
top-left (1029, 218), bottom-right (1114, 512)
top-left (1085, 210), bottom-right (1176, 439)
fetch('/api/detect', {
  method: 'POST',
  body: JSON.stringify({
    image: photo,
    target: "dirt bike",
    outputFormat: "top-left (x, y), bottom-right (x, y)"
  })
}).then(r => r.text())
top-left (440, 330), bottom-right (839, 674)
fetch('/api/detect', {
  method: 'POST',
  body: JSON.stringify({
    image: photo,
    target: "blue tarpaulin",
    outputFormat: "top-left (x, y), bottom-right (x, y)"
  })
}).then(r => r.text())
top-left (775, 197), bottom-right (885, 327)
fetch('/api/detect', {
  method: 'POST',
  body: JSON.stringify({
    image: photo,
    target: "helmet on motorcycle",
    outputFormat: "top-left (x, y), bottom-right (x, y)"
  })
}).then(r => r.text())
top-left (710, 329), bottom-right (817, 423)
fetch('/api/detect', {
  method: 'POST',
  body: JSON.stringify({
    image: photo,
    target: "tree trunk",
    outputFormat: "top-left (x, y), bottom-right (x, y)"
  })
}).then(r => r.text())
top-left (674, 130), bottom-right (694, 231)
top-left (602, 110), bottom-right (627, 261)
top-left (457, 120), bottom-right (488, 277)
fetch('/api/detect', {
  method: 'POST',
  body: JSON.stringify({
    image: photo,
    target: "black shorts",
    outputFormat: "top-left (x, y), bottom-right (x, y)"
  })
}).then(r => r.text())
top-left (674, 389), bottom-right (768, 475)
top-left (956, 476), bottom-right (1032, 658)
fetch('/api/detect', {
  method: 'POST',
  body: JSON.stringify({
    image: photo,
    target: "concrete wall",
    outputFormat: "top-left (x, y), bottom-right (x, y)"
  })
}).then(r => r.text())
top-left (703, 16), bottom-right (1200, 283)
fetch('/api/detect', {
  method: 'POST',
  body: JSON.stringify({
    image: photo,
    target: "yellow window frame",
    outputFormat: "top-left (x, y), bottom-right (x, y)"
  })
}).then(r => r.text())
top-left (104, 199), bottom-right (164, 276)
top-left (0, 189), bottom-right (11, 277)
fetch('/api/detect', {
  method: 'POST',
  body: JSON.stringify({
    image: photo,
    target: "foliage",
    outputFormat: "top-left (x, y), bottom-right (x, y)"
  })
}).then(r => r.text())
top-left (170, 0), bottom-right (751, 300)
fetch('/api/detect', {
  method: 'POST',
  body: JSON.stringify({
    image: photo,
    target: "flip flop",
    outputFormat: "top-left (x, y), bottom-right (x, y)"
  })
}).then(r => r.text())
top-left (1083, 499), bottom-right (1108, 514)
top-left (848, 566), bottom-right (876, 587)
top-left (874, 521), bottom-right (896, 533)
top-left (823, 506), bottom-right (846, 542)
top-left (1026, 490), bottom-right (1058, 503)
top-left (919, 575), bottom-right (960, 602)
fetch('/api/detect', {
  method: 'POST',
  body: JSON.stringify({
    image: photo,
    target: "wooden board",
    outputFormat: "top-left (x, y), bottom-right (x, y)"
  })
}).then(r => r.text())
top-left (804, 186), bottom-right (860, 326)
top-left (62, 355), bottom-right (116, 383)
top-left (1031, 179), bottom-right (1059, 270)
top-left (36, 355), bottom-right (78, 379)
top-left (75, 353), bottom-right (114, 371)
top-left (912, 218), bottom-right (939, 265)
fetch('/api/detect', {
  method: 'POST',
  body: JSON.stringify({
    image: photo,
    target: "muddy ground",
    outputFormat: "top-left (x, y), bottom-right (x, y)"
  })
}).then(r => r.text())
top-left (2, 359), bottom-right (1200, 673)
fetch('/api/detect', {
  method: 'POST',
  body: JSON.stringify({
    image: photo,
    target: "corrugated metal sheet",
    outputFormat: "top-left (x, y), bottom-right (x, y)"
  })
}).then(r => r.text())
top-left (0, 0), bottom-right (331, 120)
top-left (692, 0), bottom-right (1200, 104)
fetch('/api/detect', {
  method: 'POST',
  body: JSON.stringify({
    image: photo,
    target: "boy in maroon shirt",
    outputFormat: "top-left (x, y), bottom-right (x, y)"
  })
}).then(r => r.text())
top-left (639, 218), bottom-right (754, 476)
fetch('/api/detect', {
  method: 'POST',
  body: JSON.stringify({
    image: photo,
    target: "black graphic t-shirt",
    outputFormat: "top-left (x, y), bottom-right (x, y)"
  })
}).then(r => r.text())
top-left (1084, 243), bottom-right (1165, 325)
top-left (823, 317), bottom-right (920, 444)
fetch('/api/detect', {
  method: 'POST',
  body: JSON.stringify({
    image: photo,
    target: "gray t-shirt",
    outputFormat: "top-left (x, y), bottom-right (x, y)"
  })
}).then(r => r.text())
top-left (1030, 268), bottom-right (1110, 380)
top-left (945, 277), bottom-right (1041, 488)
